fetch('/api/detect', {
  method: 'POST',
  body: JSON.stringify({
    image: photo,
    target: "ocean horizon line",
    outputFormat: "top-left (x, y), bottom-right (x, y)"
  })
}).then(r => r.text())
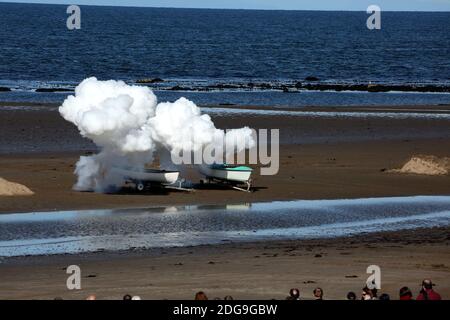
top-left (1, 1), bottom-right (450, 13)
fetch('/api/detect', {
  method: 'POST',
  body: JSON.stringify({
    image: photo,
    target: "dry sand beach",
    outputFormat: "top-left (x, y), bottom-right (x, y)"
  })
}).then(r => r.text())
top-left (0, 102), bottom-right (450, 300)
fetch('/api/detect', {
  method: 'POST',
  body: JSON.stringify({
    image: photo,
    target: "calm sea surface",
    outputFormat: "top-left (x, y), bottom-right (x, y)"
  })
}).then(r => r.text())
top-left (1, 3), bottom-right (449, 106)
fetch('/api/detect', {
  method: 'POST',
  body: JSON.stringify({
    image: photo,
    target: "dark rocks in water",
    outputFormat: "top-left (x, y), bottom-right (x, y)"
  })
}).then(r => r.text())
top-left (169, 85), bottom-right (190, 91)
top-left (415, 85), bottom-right (450, 93)
top-left (350, 84), bottom-right (369, 91)
top-left (295, 82), bottom-right (450, 93)
top-left (305, 76), bottom-right (320, 81)
top-left (152, 80), bottom-right (450, 93)
top-left (136, 78), bottom-right (164, 84)
top-left (210, 83), bottom-right (240, 90)
top-left (366, 84), bottom-right (450, 93)
top-left (257, 83), bottom-right (273, 90)
top-left (300, 83), bottom-right (330, 91)
top-left (0, 87), bottom-right (11, 92)
top-left (367, 84), bottom-right (390, 92)
top-left (35, 88), bottom-right (73, 92)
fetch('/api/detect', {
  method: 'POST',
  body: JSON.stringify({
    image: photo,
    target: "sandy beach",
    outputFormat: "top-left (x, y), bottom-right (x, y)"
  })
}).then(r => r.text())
top-left (0, 102), bottom-right (449, 300)
top-left (0, 227), bottom-right (448, 300)
top-left (1, 103), bottom-right (450, 213)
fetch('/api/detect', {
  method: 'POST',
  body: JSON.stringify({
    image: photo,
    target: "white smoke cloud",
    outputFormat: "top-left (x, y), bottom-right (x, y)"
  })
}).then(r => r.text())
top-left (59, 77), bottom-right (254, 192)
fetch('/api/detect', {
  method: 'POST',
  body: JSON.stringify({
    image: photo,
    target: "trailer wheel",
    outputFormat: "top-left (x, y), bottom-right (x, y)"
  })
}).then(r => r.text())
top-left (136, 182), bottom-right (145, 192)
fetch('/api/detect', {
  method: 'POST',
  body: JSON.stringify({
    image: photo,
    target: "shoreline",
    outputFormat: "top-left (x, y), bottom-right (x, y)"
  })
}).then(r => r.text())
top-left (2, 78), bottom-right (450, 94)
top-left (2, 100), bottom-right (450, 111)
top-left (3, 193), bottom-right (450, 214)
top-left (2, 225), bottom-right (448, 261)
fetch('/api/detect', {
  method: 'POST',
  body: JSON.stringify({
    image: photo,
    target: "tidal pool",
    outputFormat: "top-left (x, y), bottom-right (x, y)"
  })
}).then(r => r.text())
top-left (0, 196), bottom-right (449, 257)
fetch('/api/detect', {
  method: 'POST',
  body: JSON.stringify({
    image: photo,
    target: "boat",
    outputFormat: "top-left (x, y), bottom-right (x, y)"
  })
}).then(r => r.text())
top-left (199, 164), bottom-right (253, 192)
top-left (112, 167), bottom-right (180, 191)
top-left (199, 164), bottom-right (253, 182)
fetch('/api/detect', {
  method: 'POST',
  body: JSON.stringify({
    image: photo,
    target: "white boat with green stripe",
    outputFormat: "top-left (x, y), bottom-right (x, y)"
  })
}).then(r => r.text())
top-left (199, 164), bottom-right (253, 192)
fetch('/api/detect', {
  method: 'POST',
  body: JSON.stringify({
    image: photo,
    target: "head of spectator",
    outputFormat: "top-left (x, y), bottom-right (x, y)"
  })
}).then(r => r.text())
top-left (224, 296), bottom-right (234, 300)
top-left (313, 287), bottom-right (323, 300)
top-left (123, 294), bottom-right (132, 300)
top-left (195, 291), bottom-right (208, 300)
top-left (132, 296), bottom-right (141, 300)
top-left (361, 287), bottom-right (374, 300)
top-left (86, 295), bottom-right (96, 300)
top-left (417, 279), bottom-right (442, 300)
top-left (399, 287), bottom-right (413, 300)
top-left (379, 293), bottom-right (390, 300)
top-left (422, 279), bottom-right (433, 290)
top-left (287, 288), bottom-right (300, 300)
top-left (346, 291), bottom-right (356, 300)
top-left (363, 285), bottom-right (378, 299)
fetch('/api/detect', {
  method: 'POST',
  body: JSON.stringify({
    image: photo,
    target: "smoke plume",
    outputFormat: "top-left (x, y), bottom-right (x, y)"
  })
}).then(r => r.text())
top-left (59, 77), bottom-right (254, 192)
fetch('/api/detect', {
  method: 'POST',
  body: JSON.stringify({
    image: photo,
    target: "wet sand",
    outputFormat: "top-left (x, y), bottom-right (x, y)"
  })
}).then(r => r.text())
top-left (0, 227), bottom-right (448, 300)
top-left (1, 139), bottom-right (450, 214)
top-left (2, 102), bottom-right (450, 153)
top-left (1, 103), bottom-right (450, 213)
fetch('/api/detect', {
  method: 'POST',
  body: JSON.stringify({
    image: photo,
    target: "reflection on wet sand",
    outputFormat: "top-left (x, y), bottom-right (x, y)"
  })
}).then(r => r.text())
top-left (0, 196), bottom-right (449, 257)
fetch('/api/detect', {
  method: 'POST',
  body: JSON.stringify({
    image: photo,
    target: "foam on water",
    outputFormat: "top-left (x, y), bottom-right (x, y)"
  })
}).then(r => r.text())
top-left (203, 107), bottom-right (450, 119)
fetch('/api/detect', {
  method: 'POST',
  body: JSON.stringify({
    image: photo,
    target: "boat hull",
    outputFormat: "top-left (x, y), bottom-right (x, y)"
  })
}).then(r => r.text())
top-left (112, 167), bottom-right (180, 184)
top-left (199, 165), bottom-right (252, 183)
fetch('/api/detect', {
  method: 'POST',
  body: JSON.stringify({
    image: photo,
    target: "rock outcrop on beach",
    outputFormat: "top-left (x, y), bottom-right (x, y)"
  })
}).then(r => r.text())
top-left (391, 155), bottom-right (450, 176)
top-left (0, 177), bottom-right (34, 196)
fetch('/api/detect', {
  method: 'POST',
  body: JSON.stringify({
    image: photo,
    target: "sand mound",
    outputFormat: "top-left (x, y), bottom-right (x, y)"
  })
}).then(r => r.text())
top-left (391, 155), bottom-right (450, 176)
top-left (0, 177), bottom-right (34, 196)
